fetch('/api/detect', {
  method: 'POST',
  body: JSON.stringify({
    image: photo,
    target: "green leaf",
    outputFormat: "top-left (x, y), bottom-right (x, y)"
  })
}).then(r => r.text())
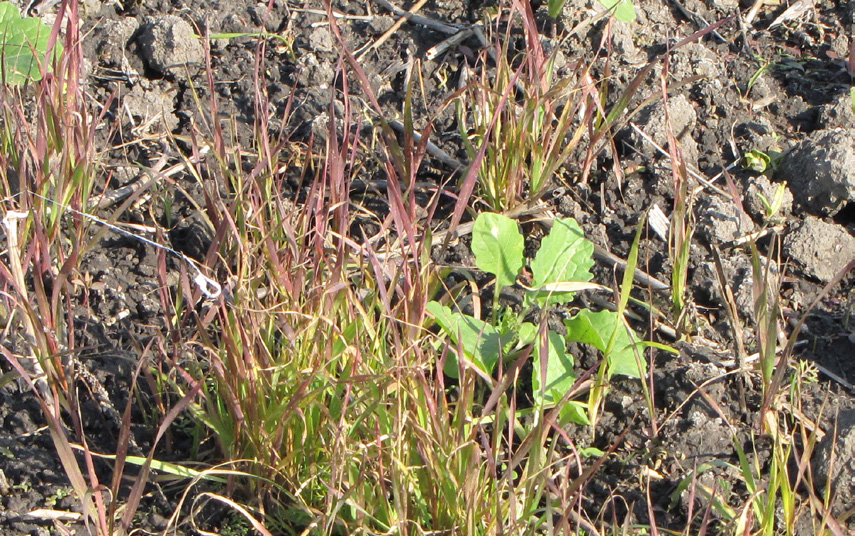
top-left (531, 329), bottom-right (575, 407)
top-left (547, 0), bottom-right (568, 18)
top-left (558, 401), bottom-right (591, 426)
top-left (740, 149), bottom-right (771, 173)
top-left (517, 322), bottom-right (538, 349)
top-left (427, 301), bottom-right (502, 378)
top-left (564, 310), bottom-right (645, 378)
top-left (580, 446), bottom-right (605, 458)
top-left (519, 322), bottom-right (587, 427)
top-left (529, 218), bottom-right (594, 306)
top-left (597, 0), bottom-right (636, 23)
top-left (497, 308), bottom-right (523, 354)
top-left (0, 2), bottom-right (62, 85)
top-left (471, 213), bottom-right (524, 291)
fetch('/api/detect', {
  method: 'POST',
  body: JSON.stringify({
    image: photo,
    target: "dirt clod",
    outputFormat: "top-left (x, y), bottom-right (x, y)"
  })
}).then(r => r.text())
top-left (784, 215), bottom-right (855, 283)
top-left (696, 194), bottom-right (752, 245)
top-left (742, 174), bottom-right (793, 221)
top-left (122, 81), bottom-right (178, 132)
top-left (628, 93), bottom-right (699, 168)
top-left (818, 92), bottom-right (855, 129)
top-left (777, 128), bottom-right (855, 217)
top-left (137, 15), bottom-right (205, 77)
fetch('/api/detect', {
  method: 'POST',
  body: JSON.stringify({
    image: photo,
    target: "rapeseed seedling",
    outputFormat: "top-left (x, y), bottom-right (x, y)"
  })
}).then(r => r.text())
top-left (429, 212), bottom-right (647, 428)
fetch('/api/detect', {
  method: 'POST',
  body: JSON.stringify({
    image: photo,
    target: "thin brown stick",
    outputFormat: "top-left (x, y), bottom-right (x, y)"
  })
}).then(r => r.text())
top-left (744, 0), bottom-right (766, 27)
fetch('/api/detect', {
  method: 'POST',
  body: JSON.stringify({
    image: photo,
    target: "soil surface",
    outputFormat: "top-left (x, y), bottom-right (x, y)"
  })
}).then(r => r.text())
top-left (1, 0), bottom-right (854, 535)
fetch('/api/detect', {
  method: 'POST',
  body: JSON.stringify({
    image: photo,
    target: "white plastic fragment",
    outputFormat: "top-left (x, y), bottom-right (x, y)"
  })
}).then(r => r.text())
top-left (193, 270), bottom-right (222, 300)
top-left (2, 210), bottom-right (29, 226)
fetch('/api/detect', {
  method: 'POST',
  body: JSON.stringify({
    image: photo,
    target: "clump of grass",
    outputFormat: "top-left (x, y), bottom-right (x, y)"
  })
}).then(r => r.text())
top-left (0, 4), bottom-right (227, 534)
top-left (456, 6), bottom-right (596, 212)
top-left (163, 5), bottom-right (656, 533)
top-left (0, 6), bottom-right (96, 536)
top-left (0, 4), bottom-right (109, 531)
top-left (164, 36), bottom-right (425, 530)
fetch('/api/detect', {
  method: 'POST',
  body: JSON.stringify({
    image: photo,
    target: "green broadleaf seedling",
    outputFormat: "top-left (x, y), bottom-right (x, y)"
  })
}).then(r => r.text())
top-left (0, 2), bottom-right (62, 85)
top-left (740, 149), bottom-right (772, 174)
top-left (471, 212), bottom-right (525, 293)
top-left (428, 213), bottom-right (645, 426)
top-left (598, 0), bottom-right (636, 23)
top-left (547, 0), bottom-right (568, 19)
top-left (529, 217), bottom-right (595, 307)
top-left (756, 182), bottom-right (788, 222)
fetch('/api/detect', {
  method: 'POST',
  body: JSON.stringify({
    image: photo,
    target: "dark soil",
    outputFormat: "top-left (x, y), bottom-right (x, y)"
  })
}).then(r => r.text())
top-left (1, 0), bottom-right (854, 534)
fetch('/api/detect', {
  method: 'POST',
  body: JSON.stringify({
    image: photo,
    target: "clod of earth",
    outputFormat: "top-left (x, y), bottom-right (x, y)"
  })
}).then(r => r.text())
top-left (137, 15), bottom-right (204, 77)
top-left (778, 128), bottom-right (855, 217)
top-left (783, 215), bottom-right (855, 283)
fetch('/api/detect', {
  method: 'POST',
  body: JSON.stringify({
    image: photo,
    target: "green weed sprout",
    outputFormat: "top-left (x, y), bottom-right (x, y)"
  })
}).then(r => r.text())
top-left (756, 182), bottom-right (788, 222)
top-left (598, 0), bottom-right (636, 23)
top-left (549, 0), bottom-right (636, 22)
top-left (0, 1), bottom-right (62, 84)
top-left (428, 213), bottom-right (646, 426)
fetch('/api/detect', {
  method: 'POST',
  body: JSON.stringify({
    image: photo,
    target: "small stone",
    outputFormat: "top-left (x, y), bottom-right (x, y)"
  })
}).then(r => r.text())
top-left (95, 17), bottom-right (139, 69)
top-left (82, 0), bottom-right (102, 14)
top-left (830, 33), bottom-right (850, 60)
top-left (777, 128), bottom-right (855, 216)
top-left (122, 82), bottom-right (178, 132)
top-left (680, 43), bottom-right (722, 80)
top-left (137, 15), bottom-right (204, 77)
top-left (609, 20), bottom-right (645, 65)
top-left (298, 53), bottom-right (334, 89)
top-left (220, 14), bottom-right (251, 34)
top-left (783, 216), bottom-right (855, 283)
top-left (369, 15), bottom-right (395, 35)
top-left (249, 3), bottom-right (280, 33)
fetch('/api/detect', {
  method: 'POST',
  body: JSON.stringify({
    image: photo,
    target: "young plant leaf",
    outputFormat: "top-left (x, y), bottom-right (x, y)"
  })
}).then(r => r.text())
top-left (559, 401), bottom-right (591, 426)
top-left (580, 446), bottom-right (605, 458)
top-left (564, 309), bottom-right (645, 378)
top-left (531, 328), bottom-right (576, 407)
top-left (427, 301), bottom-right (502, 378)
top-left (598, 0), bottom-right (636, 23)
top-left (529, 217), bottom-right (594, 305)
top-left (740, 149), bottom-right (771, 173)
top-left (517, 322), bottom-right (538, 349)
top-left (472, 212), bottom-right (524, 291)
top-left (497, 308), bottom-right (524, 354)
top-left (0, 2), bottom-right (62, 85)
top-left (547, 0), bottom-right (568, 19)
